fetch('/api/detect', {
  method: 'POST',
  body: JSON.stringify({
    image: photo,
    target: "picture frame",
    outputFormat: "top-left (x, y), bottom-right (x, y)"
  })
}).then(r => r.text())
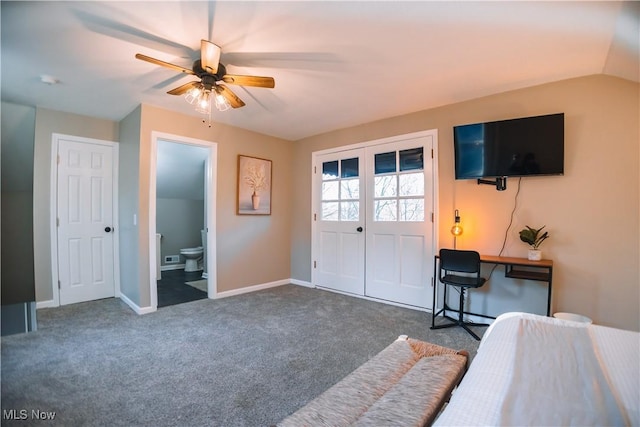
top-left (237, 155), bottom-right (272, 215)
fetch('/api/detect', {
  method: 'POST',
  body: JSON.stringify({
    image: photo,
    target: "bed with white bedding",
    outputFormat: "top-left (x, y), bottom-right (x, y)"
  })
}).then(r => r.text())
top-left (434, 312), bottom-right (639, 426)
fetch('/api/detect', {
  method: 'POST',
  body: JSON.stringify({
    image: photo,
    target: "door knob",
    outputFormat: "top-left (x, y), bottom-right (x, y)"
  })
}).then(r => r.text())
top-left (356, 227), bottom-right (363, 232)
top-left (105, 227), bottom-right (112, 233)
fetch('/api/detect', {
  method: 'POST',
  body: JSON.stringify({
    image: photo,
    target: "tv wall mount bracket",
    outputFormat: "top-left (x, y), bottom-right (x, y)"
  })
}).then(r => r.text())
top-left (477, 177), bottom-right (507, 191)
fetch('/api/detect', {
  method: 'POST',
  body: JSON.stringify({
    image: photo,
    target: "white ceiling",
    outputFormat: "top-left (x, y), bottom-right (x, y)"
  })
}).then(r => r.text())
top-left (2, 1), bottom-right (638, 141)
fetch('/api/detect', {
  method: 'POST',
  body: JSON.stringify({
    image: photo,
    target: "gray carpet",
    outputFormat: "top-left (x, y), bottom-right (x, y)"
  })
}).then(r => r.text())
top-left (1, 285), bottom-right (482, 427)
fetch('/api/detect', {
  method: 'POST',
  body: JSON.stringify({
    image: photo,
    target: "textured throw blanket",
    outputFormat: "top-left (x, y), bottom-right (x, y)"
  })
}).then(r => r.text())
top-left (499, 318), bottom-right (628, 426)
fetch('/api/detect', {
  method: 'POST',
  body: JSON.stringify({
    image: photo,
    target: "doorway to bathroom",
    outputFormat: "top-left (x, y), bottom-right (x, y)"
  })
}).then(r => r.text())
top-left (149, 132), bottom-right (217, 309)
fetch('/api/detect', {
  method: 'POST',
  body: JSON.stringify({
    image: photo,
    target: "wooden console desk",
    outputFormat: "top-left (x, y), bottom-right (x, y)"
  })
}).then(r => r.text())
top-left (433, 254), bottom-right (554, 318)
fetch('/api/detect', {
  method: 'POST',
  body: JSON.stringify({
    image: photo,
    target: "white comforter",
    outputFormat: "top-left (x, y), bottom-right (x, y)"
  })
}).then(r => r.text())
top-left (435, 312), bottom-right (639, 426)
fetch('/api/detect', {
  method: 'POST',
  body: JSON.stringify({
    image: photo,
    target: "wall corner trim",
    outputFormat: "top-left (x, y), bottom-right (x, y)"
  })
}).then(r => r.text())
top-left (290, 279), bottom-right (313, 288)
top-left (119, 293), bottom-right (156, 315)
top-left (36, 300), bottom-right (56, 309)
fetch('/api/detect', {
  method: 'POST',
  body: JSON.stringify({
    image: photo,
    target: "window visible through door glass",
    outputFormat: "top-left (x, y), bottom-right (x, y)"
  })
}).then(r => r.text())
top-left (321, 158), bottom-right (360, 221)
top-left (322, 161), bottom-right (338, 179)
top-left (375, 152), bottom-right (396, 174)
top-left (399, 148), bottom-right (423, 171)
top-left (373, 147), bottom-right (425, 222)
top-left (341, 158), bottom-right (359, 178)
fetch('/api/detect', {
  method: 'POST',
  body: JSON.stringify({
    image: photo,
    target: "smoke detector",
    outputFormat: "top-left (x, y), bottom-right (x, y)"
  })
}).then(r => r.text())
top-left (40, 75), bottom-right (58, 85)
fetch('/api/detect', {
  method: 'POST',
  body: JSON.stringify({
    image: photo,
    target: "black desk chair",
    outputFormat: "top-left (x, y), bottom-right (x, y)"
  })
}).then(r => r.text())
top-left (431, 249), bottom-right (489, 340)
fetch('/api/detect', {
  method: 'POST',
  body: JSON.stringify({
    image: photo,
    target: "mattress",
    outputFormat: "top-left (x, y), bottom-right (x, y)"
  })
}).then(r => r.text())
top-left (434, 312), bottom-right (639, 426)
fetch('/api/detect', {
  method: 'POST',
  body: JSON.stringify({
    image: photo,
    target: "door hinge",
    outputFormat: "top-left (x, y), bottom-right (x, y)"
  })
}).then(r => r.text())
top-left (313, 260), bottom-right (317, 269)
top-left (314, 166), bottom-right (316, 174)
top-left (56, 218), bottom-right (60, 227)
top-left (57, 155), bottom-right (61, 164)
top-left (313, 213), bottom-right (317, 221)
top-left (431, 149), bottom-right (434, 159)
top-left (58, 280), bottom-right (61, 289)
top-left (430, 212), bottom-right (434, 222)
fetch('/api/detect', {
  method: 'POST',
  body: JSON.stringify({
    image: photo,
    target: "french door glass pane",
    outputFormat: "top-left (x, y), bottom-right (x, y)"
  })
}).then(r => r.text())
top-left (322, 181), bottom-right (339, 200)
top-left (374, 175), bottom-right (397, 197)
top-left (399, 172), bottom-right (424, 196)
top-left (340, 201), bottom-right (359, 221)
top-left (340, 179), bottom-right (359, 200)
top-left (399, 148), bottom-right (424, 171)
top-left (374, 152), bottom-right (396, 174)
top-left (374, 200), bottom-right (397, 221)
top-left (399, 199), bottom-right (424, 221)
top-left (322, 202), bottom-right (339, 220)
top-left (321, 157), bottom-right (360, 222)
top-left (322, 161), bottom-right (338, 179)
top-left (341, 158), bottom-right (359, 178)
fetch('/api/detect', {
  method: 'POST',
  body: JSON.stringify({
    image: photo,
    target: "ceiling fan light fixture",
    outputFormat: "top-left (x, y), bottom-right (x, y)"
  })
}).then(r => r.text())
top-left (184, 85), bottom-right (203, 105)
top-left (195, 90), bottom-right (211, 114)
top-left (214, 91), bottom-right (231, 112)
top-left (136, 40), bottom-right (275, 117)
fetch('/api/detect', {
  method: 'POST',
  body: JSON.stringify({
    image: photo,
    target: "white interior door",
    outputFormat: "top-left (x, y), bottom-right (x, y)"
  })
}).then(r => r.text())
top-left (312, 131), bottom-right (436, 309)
top-left (314, 149), bottom-right (366, 295)
top-left (57, 137), bottom-right (116, 305)
top-left (365, 136), bottom-right (434, 308)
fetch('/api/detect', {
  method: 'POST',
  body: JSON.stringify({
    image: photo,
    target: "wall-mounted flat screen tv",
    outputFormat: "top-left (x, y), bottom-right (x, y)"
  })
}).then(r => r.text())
top-left (454, 113), bottom-right (564, 179)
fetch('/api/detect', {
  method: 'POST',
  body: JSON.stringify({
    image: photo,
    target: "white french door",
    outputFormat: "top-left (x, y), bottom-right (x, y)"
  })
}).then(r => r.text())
top-left (365, 137), bottom-right (434, 307)
top-left (314, 149), bottom-right (366, 295)
top-left (56, 136), bottom-right (117, 305)
top-left (312, 131), bottom-right (436, 309)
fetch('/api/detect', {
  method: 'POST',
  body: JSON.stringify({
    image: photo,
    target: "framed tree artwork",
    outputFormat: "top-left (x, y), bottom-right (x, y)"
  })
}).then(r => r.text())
top-left (237, 155), bottom-right (272, 215)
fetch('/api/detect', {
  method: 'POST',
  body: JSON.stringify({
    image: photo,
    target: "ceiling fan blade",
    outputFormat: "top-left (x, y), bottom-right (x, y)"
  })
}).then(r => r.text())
top-left (167, 81), bottom-right (200, 96)
top-left (135, 53), bottom-right (195, 75)
top-left (221, 74), bottom-right (275, 88)
top-left (217, 85), bottom-right (246, 108)
top-left (201, 40), bottom-right (221, 74)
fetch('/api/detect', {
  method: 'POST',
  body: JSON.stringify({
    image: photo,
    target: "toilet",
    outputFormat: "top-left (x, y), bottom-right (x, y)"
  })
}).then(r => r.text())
top-left (180, 246), bottom-right (203, 272)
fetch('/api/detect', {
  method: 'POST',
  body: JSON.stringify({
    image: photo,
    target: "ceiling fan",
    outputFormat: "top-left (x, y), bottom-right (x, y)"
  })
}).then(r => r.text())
top-left (135, 39), bottom-right (275, 113)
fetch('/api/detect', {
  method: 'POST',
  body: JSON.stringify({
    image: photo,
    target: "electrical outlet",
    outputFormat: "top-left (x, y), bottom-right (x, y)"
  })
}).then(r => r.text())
top-left (164, 255), bottom-right (180, 263)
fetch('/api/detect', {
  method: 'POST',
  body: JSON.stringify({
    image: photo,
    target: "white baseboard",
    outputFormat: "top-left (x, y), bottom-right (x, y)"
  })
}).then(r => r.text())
top-left (161, 264), bottom-right (186, 271)
top-left (37, 294), bottom-right (156, 316)
top-left (316, 285), bottom-right (432, 312)
top-left (37, 279), bottom-right (335, 315)
top-left (36, 299), bottom-right (56, 309)
top-left (119, 293), bottom-right (156, 315)
top-left (214, 279), bottom-right (291, 299)
top-left (290, 279), bottom-right (313, 288)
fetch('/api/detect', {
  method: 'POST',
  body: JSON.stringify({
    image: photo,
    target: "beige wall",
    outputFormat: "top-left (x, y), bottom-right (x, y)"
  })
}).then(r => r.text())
top-left (30, 104), bottom-right (292, 310)
top-left (22, 74), bottom-right (640, 331)
top-left (136, 104), bottom-right (293, 306)
top-left (33, 108), bottom-right (119, 302)
top-left (118, 106), bottom-right (142, 304)
top-left (291, 75), bottom-right (639, 331)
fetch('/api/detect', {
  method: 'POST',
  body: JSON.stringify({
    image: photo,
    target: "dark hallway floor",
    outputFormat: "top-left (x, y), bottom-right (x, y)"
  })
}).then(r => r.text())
top-left (157, 269), bottom-right (207, 308)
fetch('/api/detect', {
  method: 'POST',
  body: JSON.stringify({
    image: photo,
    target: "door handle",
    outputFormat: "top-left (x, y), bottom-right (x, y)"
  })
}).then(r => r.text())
top-left (356, 227), bottom-right (363, 232)
top-left (105, 227), bottom-right (112, 233)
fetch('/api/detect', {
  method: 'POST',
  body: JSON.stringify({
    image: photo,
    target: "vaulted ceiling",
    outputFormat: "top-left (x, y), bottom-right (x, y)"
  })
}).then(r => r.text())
top-left (2, 1), bottom-right (638, 141)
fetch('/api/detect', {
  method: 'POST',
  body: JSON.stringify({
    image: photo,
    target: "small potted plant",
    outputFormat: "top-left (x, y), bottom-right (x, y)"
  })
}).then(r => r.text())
top-left (519, 225), bottom-right (549, 261)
